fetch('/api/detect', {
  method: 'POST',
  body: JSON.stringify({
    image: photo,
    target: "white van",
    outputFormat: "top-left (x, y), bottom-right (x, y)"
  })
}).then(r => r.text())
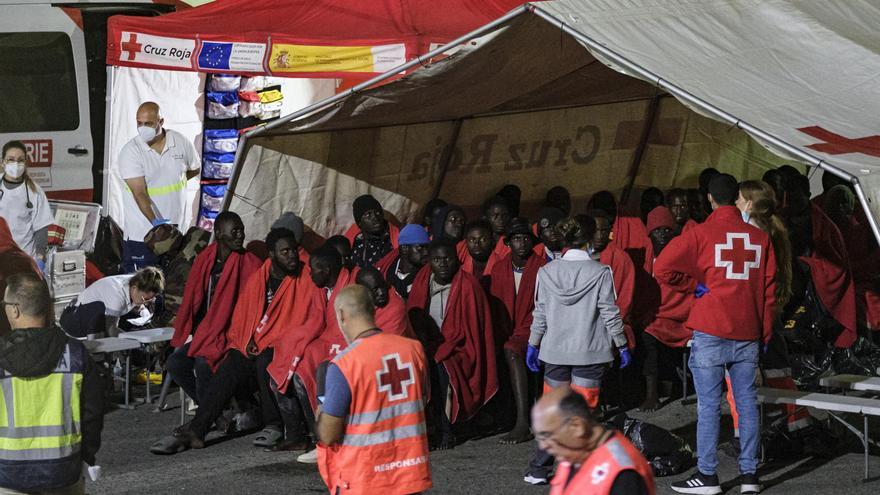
top-left (0, 0), bottom-right (176, 203)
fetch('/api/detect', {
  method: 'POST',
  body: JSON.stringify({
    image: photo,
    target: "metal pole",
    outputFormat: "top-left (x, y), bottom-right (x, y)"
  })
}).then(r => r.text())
top-left (218, 5), bottom-right (530, 216)
top-left (853, 182), bottom-right (880, 249)
top-left (529, 5), bottom-right (880, 246)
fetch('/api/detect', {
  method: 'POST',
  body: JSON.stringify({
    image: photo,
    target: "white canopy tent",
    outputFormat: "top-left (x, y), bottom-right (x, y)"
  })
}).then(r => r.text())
top-left (222, 0), bottom-right (880, 244)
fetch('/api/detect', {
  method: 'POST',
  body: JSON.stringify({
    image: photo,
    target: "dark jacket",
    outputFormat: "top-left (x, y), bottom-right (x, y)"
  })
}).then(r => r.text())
top-left (0, 326), bottom-right (105, 489)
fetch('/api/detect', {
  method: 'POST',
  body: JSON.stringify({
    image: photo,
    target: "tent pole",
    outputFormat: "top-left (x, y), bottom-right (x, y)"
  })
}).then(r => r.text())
top-left (218, 133), bottom-right (249, 218)
top-left (621, 93), bottom-right (661, 205)
top-left (430, 119), bottom-right (464, 201)
top-left (853, 182), bottom-right (880, 245)
top-left (529, 5), bottom-right (880, 245)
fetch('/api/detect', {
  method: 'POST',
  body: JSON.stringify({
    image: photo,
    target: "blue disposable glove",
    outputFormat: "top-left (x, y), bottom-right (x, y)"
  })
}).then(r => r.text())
top-left (618, 346), bottom-right (632, 369)
top-left (763, 343), bottom-right (769, 354)
top-left (151, 218), bottom-right (171, 227)
top-left (526, 345), bottom-right (541, 373)
top-left (35, 259), bottom-right (45, 273)
top-left (695, 282), bottom-right (709, 299)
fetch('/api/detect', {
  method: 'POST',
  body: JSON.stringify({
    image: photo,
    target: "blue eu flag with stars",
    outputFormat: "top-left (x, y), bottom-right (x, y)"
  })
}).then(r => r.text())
top-left (199, 42), bottom-right (232, 70)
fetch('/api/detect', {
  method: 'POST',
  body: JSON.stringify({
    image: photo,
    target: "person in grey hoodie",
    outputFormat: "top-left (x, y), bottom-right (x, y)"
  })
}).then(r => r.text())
top-left (523, 214), bottom-right (631, 486)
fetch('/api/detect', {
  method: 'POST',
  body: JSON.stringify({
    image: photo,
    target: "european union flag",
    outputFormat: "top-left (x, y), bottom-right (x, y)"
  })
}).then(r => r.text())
top-left (199, 42), bottom-right (232, 70)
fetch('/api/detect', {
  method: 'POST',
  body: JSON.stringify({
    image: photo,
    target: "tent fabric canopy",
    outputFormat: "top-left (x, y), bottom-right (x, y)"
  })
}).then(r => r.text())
top-left (225, 0), bottom-right (880, 245)
top-left (106, 0), bottom-right (524, 77)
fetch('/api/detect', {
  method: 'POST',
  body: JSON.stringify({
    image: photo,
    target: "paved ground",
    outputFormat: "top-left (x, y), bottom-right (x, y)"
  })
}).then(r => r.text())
top-left (85, 383), bottom-right (880, 494)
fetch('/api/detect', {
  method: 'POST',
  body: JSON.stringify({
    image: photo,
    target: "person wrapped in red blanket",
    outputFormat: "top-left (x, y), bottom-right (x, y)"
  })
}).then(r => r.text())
top-left (458, 219), bottom-right (499, 286)
top-left (152, 227), bottom-right (321, 454)
top-left (639, 206), bottom-right (688, 412)
top-left (355, 267), bottom-right (415, 338)
top-left (487, 217), bottom-right (546, 445)
top-left (408, 238), bottom-right (498, 450)
top-left (343, 194), bottom-right (400, 269)
top-left (374, 224), bottom-right (431, 301)
top-left (167, 212), bottom-right (261, 404)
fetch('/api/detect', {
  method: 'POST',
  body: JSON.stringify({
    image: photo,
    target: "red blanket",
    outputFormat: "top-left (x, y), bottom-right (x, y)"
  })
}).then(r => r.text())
top-left (292, 269), bottom-right (354, 401)
top-left (457, 240), bottom-right (498, 285)
top-left (808, 205), bottom-right (857, 348)
top-left (375, 250), bottom-right (398, 276)
top-left (645, 280), bottom-right (694, 348)
top-left (599, 245), bottom-right (637, 349)
top-left (171, 243), bottom-right (262, 369)
top-left (802, 255), bottom-right (857, 348)
top-left (611, 214), bottom-right (655, 329)
top-left (611, 214), bottom-right (654, 274)
top-left (0, 218), bottom-right (40, 335)
top-left (376, 289), bottom-right (415, 338)
top-left (225, 260), bottom-right (324, 390)
top-left (487, 253), bottom-right (545, 357)
top-left (408, 266), bottom-right (498, 423)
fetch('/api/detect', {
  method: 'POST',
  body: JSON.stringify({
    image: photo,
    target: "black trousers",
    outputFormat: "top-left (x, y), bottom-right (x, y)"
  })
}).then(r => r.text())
top-left (189, 348), bottom-right (281, 439)
top-left (165, 343), bottom-right (214, 405)
top-left (59, 301), bottom-right (106, 339)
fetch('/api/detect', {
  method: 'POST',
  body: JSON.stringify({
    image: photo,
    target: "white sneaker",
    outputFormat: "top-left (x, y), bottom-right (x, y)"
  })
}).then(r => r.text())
top-left (523, 474), bottom-right (548, 485)
top-left (297, 448), bottom-right (318, 464)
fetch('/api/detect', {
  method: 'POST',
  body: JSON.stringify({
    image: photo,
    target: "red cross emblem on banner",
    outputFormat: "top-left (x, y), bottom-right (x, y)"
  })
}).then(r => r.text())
top-left (715, 233), bottom-right (761, 280)
top-left (798, 126), bottom-right (880, 158)
top-left (121, 33), bottom-right (142, 61)
top-left (376, 353), bottom-right (414, 402)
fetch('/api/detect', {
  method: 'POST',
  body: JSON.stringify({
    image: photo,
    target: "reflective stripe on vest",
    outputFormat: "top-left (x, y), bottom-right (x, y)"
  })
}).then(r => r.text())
top-left (342, 422), bottom-right (427, 447)
top-left (125, 174), bottom-right (187, 197)
top-left (0, 348), bottom-right (83, 462)
top-left (345, 398), bottom-right (424, 426)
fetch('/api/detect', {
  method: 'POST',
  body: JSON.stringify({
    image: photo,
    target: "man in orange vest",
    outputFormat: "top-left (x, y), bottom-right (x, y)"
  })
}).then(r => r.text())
top-left (316, 285), bottom-right (431, 495)
top-left (532, 386), bottom-right (655, 495)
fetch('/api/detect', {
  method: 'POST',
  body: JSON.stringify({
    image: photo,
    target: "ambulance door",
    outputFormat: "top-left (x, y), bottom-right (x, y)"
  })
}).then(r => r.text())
top-left (0, 4), bottom-right (93, 201)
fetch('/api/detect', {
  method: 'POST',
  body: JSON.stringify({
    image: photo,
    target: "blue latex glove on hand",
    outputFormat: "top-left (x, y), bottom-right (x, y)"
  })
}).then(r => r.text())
top-left (695, 282), bottom-right (710, 299)
top-left (763, 343), bottom-right (769, 354)
top-left (618, 346), bottom-right (632, 369)
top-left (151, 218), bottom-right (171, 227)
top-left (35, 259), bottom-right (45, 273)
top-left (526, 345), bottom-right (541, 373)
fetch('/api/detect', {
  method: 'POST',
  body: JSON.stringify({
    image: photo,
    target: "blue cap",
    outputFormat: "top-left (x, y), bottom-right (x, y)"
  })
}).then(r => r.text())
top-left (398, 224), bottom-right (430, 246)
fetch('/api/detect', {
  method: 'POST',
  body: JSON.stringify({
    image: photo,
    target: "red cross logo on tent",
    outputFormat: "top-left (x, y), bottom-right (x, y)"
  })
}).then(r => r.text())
top-left (121, 33), bottom-right (142, 61)
top-left (376, 353), bottom-right (414, 402)
top-left (715, 233), bottom-right (761, 280)
top-left (798, 126), bottom-right (880, 158)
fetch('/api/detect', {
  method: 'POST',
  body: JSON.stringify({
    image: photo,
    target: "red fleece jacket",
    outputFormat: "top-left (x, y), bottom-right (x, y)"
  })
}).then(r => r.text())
top-left (654, 206), bottom-right (777, 343)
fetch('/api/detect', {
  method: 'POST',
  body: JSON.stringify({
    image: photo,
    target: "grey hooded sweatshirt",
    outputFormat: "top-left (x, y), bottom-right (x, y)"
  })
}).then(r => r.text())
top-left (528, 249), bottom-right (627, 365)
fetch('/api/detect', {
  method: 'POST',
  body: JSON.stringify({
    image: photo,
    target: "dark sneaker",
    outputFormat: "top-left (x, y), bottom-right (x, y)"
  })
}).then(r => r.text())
top-left (740, 473), bottom-right (762, 494)
top-left (671, 472), bottom-right (722, 494)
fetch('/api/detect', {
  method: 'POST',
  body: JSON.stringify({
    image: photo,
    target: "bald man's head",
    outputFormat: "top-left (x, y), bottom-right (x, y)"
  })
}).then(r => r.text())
top-left (136, 102), bottom-right (164, 143)
top-left (333, 285), bottom-right (376, 342)
top-left (531, 387), bottom-right (598, 464)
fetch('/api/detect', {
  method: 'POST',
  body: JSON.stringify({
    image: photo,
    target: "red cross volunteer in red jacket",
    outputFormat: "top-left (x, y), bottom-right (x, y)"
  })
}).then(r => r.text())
top-left (316, 285), bottom-right (431, 495)
top-left (658, 174), bottom-right (775, 495)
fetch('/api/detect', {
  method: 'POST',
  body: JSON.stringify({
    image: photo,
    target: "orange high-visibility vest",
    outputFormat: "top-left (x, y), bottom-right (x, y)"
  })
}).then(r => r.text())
top-left (550, 432), bottom-right (656, 495)
top-left (318, 332), bottom-right (431, 495)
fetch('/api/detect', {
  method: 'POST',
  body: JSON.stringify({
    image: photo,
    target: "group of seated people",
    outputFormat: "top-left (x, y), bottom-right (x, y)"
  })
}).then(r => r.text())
top-left (44, 164), bottom-right (874, 468)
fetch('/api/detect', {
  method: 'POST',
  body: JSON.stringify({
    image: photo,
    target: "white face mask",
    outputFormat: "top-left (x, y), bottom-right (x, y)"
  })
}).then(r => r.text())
top-left (137, 124), bottom-right (160, 143)
top-left (4, 161), bottom-right (25, 180)
top-left (741, 209), bottom-right (751, 224)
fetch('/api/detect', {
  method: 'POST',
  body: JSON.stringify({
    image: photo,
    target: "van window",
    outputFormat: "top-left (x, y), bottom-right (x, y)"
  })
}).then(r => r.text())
top-left (0, 32), bottom-right (79, 133)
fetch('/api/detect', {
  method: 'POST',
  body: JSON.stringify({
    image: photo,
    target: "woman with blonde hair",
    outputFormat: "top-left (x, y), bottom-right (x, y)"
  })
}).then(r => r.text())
top-left (731, 179), bottom-right (810, 438)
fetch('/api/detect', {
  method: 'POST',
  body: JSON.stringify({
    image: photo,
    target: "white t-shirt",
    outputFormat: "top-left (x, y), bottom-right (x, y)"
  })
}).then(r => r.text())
top-left (76, 274), bottom-right (136, 318)
top-left (0, 179), bottom-right (53, 257)
top-left (118, 129), bottom-right (198, 242)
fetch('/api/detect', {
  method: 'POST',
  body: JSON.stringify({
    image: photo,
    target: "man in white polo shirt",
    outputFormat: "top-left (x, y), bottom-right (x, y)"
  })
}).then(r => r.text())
top-left (119, 101), bottom-right (199, 273)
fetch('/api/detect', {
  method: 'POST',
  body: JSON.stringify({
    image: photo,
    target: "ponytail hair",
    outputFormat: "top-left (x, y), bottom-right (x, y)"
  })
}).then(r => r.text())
top-left (740, 180), bottom-right (792, 310)
top-left (558, 215), bottom-right (596, 249)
